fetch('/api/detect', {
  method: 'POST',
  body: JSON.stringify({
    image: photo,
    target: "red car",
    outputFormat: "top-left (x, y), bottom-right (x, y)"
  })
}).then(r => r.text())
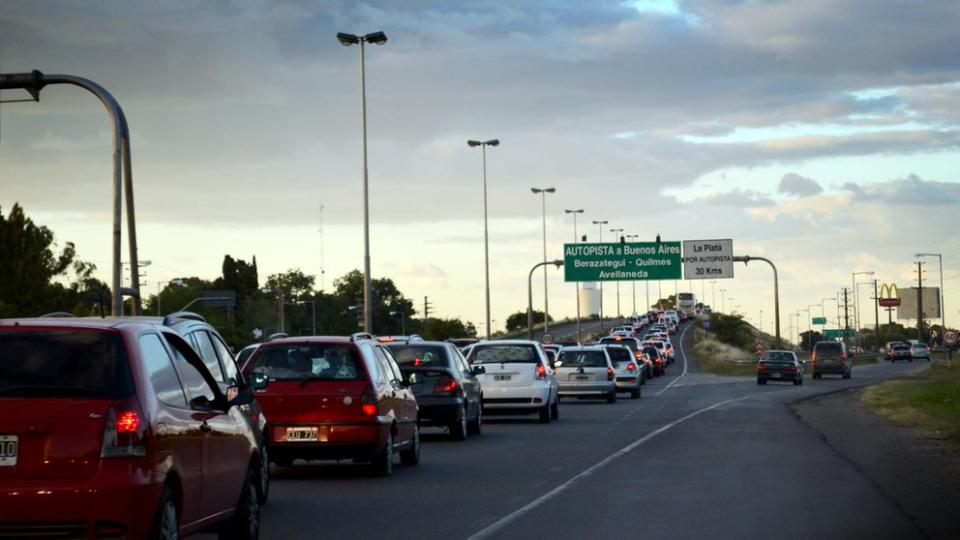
top-left (0, 318), bottom-right (263, 539)
top-left (242, 335), bottom-right (420, 476)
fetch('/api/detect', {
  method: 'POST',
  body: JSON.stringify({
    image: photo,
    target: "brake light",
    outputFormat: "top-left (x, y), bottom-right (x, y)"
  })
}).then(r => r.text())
top-left (627, 362), bottom-right (637, 372)
top-left (840, 352), bottom-right (846, 363)
top-left (433, 376), bottom-right (458, 395)
top-left (607, 367), bottom-right (614, 381)
top-left (757, 363), bottom-right (767, 371)
top-left (116, 410), bottom-right (141, 433)
top-left (413, 357), bottom-right (423, 367)
top-left (536, 363), bottom-right (547, 380)
top-left (361, 386), bottom-right (378, 416)
top-left (785, 366), bottom-right (796, 372)
top-left (101, 403), bottom-right (147, 458)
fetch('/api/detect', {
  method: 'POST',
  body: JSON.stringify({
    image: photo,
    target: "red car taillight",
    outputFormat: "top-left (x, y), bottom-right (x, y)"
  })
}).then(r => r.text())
top-left (433, 376), bottom-right (459, 395)
top-left (361, 387), bottom-right (379, 416)
top-left (101, 402), bottom-right (147, 458)
top-left (607, 367), bottom-right (614, 381)
top-left (757, 363), bottom-right (767, 371)
top-left (627, 362), bottom-right (637, 372)
top-left (536, 363), bottom-right (548, 380)
top-left (811, 351), bottom-right (816, 368)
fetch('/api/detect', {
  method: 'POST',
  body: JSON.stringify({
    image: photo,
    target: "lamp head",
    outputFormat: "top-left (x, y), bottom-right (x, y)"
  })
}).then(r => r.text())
top-left (467, 140), bottom-right (481, 147)
top-left (485, 139), bottom-right (500, 146)
top-left (337, 32), bottom-right (359, 46)
top-left (364, 31), bottom-right (388, 45)
top-left (531, 188), bottom-right (542, 194)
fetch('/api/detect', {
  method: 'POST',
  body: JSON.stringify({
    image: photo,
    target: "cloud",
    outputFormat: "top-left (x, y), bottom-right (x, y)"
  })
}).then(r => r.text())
top-left (700, 189), bottom-right (775, 208)
top-left (778, 173), bottom-right (823, 197)
top-left (842, 174), bottom-right (960, 206)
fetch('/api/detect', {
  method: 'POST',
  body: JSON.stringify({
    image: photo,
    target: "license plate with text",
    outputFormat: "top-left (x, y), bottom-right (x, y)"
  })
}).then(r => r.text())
top-left (286, 428), bottom-right (318, 442)
top-left (0, 436), bottom-right (18, 467)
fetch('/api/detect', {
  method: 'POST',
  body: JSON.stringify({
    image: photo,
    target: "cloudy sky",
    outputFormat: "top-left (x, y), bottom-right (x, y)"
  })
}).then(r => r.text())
top-left (2, 0), bottom-right (958, 337)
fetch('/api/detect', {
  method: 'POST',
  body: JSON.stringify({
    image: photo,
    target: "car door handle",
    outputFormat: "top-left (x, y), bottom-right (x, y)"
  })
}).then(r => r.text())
top-left (200, 421), bottom-right (212, 433)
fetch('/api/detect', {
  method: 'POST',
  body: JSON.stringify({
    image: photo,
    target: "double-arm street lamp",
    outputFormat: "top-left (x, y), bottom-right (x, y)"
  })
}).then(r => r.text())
top-left (565, 209), bottom-right (585, 343)
top-left (337, 30), bottom-right (388, 334)
top-left (532, 187), bottom-right (557, 333)
top-left (468, 139), bottom-right (500, 340)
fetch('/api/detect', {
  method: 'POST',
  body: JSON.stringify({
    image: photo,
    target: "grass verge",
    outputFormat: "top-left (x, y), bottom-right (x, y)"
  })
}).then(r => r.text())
top-left (691, 326), bottom-right (757, 376)
top-left (862, 363), bottom-right (960, 447)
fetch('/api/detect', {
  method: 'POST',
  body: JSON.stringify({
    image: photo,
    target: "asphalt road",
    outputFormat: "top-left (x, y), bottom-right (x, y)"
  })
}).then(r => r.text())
top-left (252, 322), bottom-right (933, 540)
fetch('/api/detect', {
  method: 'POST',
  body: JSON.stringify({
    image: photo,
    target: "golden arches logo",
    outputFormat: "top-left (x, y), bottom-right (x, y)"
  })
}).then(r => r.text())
top-left (878, 283), bottom-right (899, 299)
top-left (878, 283), bottom-right (901, 307)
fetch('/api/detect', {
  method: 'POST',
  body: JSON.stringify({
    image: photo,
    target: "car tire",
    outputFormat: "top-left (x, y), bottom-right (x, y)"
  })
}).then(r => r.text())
top-left (450, 406), bottom-right (468, 441)
top-left (793, 379), bottom-right (799, 386)
top-left (148, 485), bottom-right (179, 540)
top-left (630, 387), bottom-right (640, 399)
top-left (400, 425), bottom-right (420, 466)
top-left (218, 467), bottom-right (260, 540)
top-left (468, 403), bottom-right (483, 435)
top-left (370, 432), bottom-right (393, 477)
top-left (757, 379), bottom-right (766, 385)
top-left (606, 390), bottom-right (617, 404)
top-left (256, 445), bottom-right (270, 505)
top-left (550, 398), bottom-right (559, 420)
top-left (538, 403), bottom-right (552, 424)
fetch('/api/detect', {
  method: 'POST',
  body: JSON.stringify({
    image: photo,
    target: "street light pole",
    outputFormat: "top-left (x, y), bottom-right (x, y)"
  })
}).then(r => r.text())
top-left (337, 31), bottom-right (388, 334)
top-left (297, 300), bottom-right (317, 335)
top-left (610, 228), bottom-right (624, 317)
top-left (389, 310), bottom-right (406, 335)
top-left (528, 260), bottom-right (564, 340)
top-left (592, 220), bottom-right (608, 331)
top-left (732, 255), bottom-right (782, 347)
top-left (532, 187), bottom-right (556, 333)
top-left (156, 278), bottom-right (184, 315)
top-left (851, 270), bottom-right (875, 340)
top-left (720, 289), bottom-right (727, 313)
top-left (468, 139), bottom-right (500, 340)
top-left (626, 234), bottom-right (640, 315)
top-left (565, 209), bottom-right (584, 343)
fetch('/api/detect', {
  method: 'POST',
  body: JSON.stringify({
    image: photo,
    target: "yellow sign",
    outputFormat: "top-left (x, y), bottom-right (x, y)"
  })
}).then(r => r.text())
top-left (878, 283), bottom-right (901, 307)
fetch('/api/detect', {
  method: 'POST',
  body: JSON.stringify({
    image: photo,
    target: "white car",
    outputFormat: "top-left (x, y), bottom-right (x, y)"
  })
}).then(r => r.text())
top-left (555, 346), bottom-right (618, 403)
top-left (466, 340), bottom-right (560, 423)
top-left (600, 344), bottom-right (642, 399)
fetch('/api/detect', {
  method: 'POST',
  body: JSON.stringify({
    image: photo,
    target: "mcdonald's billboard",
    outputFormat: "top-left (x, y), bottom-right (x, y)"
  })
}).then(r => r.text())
top-left (878, 283), bottom-right (901, 307)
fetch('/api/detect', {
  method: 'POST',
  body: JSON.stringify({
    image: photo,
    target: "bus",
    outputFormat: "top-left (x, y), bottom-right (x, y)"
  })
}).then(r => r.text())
top-left (677, 292), bottom-right (696, 316)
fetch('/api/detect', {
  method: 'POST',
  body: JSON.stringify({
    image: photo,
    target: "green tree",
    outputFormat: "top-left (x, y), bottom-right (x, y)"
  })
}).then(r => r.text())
top-left (504, 310), bottom-right (551, 332)
top-left (798, 330), bottom-right (823, 351)
top-left (0, 203), bottom-right (78, 316)
top-left (332, 270), bottom-right (416, 335)
top-left (652, 294), bottom-right (677, 309)
top-left (417, 317), bottom-right (477, 341)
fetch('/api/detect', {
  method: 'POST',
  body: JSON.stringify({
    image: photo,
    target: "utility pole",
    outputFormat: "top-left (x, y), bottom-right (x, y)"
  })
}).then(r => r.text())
top-left (842, 288), bottom-right (850, 347)
top-left (423, 296), bottom-right (432, 325)
top-left (873, 279), bottom-right (880, 348)
top-left (916, 261), bottom-right (925, 341)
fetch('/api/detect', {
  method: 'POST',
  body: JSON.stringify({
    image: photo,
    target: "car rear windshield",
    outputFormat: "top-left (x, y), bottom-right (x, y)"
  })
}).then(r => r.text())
top-left (894, 345), bottom-right (910, 351)
top-left (385, 345), bottom-right (450, 368)
top-left (0, 329), bottom-right (133, 398)
top-left (762, 352), bottom-right (795, 362)
top-left (605, 348), bottom-right (633, 363)
top-left (557, 350), bottom-right (607, 368)
top-left (468, 345), bottom-right (540, 364)
top-left (814, 342), bottom-right (843, 358)
top-left (246, 343), bottom-right (363, 381)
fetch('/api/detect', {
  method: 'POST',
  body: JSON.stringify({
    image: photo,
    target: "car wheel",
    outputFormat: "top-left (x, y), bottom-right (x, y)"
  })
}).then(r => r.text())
top-left (400, 425), bottom-right (420, 466)
top-left (256, 444), bottom-right (270, 505)
top-left (757, 379), bottom-right (766, 385)
top-left (468, 403), bottom-right (483, 435)
top-left (550, 398), bottom-right (559, 420)
top-left (218, 467), bottom-right (260, 540)
top-left (799, 377), bottom-right (804, 386)
top-left (538, 403), bottom-right (552, 424)
top-left (149, 486), bottom-right (179, 540)
top-left (606, 390), bottom-right (617, 404)
top-left (370, 432), bottom-right (393, 477)
top-left (450, 406), bottom-right (468, 441)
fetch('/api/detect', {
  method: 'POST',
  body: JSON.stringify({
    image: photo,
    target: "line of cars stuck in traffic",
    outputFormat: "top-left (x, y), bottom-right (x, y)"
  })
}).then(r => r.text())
top-left (0, 310), bottom-right (684, 538)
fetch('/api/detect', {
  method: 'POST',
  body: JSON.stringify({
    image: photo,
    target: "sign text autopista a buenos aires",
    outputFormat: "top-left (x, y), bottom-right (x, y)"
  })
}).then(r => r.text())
top-left (564, 242), bottom-right (682, 282)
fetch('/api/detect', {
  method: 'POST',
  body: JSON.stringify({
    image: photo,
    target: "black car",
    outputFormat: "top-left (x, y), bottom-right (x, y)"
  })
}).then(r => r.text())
top-left (385, 341), bottom-right (484, 440)
top-left (160, 311), bottom-right (272, 504)
top-left (889, 343), bottom-right (912, 362)
top-left (642, 345), bottom-right (665, 377)
top-left (757, 350), bottom-right (804, 385)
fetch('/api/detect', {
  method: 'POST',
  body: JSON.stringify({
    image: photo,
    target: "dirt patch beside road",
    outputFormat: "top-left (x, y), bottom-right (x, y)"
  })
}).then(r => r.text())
top-left (794, 387), bottom-right (960, 539)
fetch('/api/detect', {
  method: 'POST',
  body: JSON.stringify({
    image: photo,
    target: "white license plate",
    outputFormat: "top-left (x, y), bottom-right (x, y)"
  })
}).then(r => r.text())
top-left (772, 373), bottom-right (781, 378)
top-left (285, 428), bottom-right (318, 442)
top-left (0, 435), bottom-right (18, 467)
top-left (494, 375), bottom-right (512, 381)
top-left (576, 375), bottom-right (590, 381)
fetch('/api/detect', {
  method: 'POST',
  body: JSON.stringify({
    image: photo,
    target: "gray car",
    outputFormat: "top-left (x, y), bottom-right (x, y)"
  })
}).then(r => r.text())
top-left (812, 341), bottom-right (851, 379)
top-left (601, 344), bottom-right (642, 399)
top-left (555, 346), bottom-right (617, 403)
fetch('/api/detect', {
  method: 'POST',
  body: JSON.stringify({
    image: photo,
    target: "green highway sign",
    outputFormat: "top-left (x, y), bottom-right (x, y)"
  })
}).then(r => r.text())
top-left (823, 329), bottom-right (857, 339)
top-left (564, 242), bottom-right (682, 282)
top-left (812, 317), bottom-right (827, 325)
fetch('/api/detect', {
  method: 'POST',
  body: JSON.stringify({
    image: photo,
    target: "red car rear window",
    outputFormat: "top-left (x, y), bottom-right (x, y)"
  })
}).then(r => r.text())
top-left (245, 343), bottom-right (363, 381)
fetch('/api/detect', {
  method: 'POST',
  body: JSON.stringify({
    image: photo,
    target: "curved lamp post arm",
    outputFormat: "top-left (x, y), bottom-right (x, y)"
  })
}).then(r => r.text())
top-left (733, 255), bottom-right (780, 348)
top-left (528, 260), bottom-right (564, 340)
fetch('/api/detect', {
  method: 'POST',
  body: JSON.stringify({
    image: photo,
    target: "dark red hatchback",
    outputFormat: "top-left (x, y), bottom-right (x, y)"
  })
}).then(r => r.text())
top-left (0, 318), bottom-right (263, 539)
top-left (241, 335), bottom-right (420, 476)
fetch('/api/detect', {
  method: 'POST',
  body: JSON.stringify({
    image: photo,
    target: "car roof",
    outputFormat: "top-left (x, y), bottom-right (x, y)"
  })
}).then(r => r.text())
top-left (474, 339), bottom-right (541, 346)
top-left (560, 345), bottom-right (606, 352)
top-left (0, 317), bottom-right (163, 331)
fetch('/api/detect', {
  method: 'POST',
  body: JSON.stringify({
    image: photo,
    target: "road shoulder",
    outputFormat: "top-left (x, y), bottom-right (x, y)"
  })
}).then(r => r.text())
top-left (793, 386), bottom-right (960, 539)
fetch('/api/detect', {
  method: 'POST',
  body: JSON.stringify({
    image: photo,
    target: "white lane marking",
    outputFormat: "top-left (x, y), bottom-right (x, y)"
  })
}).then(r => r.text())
top-left (655, 322), bottom-right (691, 396)
top-left (466, 394), bottom-right (751, 540)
